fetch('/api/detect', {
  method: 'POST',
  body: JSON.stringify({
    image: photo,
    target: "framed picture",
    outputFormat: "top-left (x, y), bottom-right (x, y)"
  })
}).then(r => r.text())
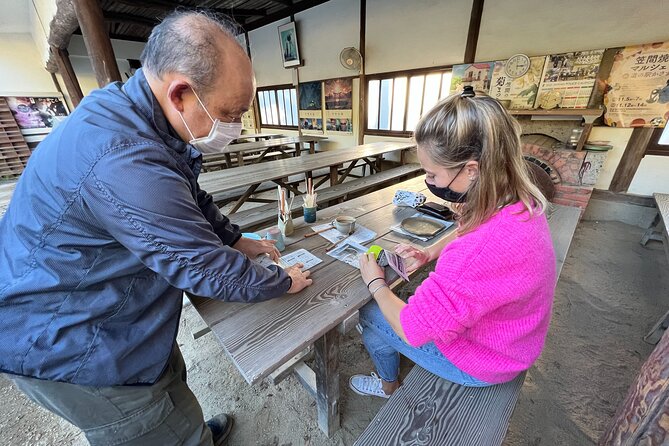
top-left (278, 22), bottom-right (300, 68)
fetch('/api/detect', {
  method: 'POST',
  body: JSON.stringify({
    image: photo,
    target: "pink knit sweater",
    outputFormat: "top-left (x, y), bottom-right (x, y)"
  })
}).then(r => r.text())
top-left (399, 201), bottom-right (556, 384)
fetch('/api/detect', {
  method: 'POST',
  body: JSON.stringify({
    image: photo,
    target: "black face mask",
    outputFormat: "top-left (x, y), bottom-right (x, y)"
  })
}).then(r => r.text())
top-left (425, 165), bottom-right (468, 203)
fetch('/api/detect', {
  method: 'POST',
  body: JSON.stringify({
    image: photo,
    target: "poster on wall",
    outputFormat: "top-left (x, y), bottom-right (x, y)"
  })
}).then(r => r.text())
top-left (535, 49), bottom-right (604, 109)
top-left (449, 62), bottom-right (495, 94)
top-left (324, 79), bottom-right (352, 110)
top-left (277, 22), bottom-right (300, 68)
top-left (324, 79), bottom-right (353, 134)
top-left (241, 108), bottom-right (256, 131)
top-left (603, 42), bottom-right (669, 128)
top-left (5, 96), bottom-right (68, 133)
top-left (325, 110), bottom-right (353, 134)
top-left (299, 81), bottom-right (323, 134)
top-left (489, 56), bottom-right (546, 109)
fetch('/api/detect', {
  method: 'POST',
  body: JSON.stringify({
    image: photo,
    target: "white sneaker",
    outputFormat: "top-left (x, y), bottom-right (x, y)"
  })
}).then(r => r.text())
top-left (349, 372), bottom-right (391, 399)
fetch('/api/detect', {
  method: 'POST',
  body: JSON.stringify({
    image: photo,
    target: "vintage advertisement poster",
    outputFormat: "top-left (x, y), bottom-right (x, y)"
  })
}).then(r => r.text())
top-left (298, 81), bottom-right (323, 134)
top-left (535, 50), bottom-right (604, 109)
top-left (241, 108), bottom-right (256, 131)
top-left (603, 42), bottom-right (669, 127)
top-left (299, 110), bottom-right (323, 133)
top-left (324, 79), bottom-right (352, 110)
top-left (489, 56), bottom-right (546, 109)
top-left (449, 62), bottom-right (495, 94)
top-left (324, 79), bottom-right (353, 134)
top-left (5, 96), bottom-right (68, 131)
top-left (325, 109), bottom-right (353, 134)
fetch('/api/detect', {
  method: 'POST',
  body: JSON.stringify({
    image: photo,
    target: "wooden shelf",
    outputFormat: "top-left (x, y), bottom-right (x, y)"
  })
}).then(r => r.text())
top-left (509, 108), bottom-right (603, 117)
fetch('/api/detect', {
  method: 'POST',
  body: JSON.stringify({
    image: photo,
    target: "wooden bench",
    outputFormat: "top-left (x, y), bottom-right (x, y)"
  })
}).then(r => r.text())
top-left (227, 163), bottom-right (422, 231)
top-left (355, 204), bottom-right (581, 446)
top-left (640, 193), bottom-right (669, 344)
top-left (640, 192), bottom-right (669, 262)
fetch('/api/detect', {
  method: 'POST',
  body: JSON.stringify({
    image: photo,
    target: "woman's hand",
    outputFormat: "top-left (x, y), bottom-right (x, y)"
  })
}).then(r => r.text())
top-left (359, 252), bottom-right (386, 286)
top-left (233, 237), bottom-right (281, 262)
top-left (394, 244), bottom-right (430, 273)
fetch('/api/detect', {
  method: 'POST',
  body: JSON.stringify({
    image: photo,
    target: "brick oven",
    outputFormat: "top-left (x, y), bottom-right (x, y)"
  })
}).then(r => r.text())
top-left (521, 134), bottom-right (609, 212)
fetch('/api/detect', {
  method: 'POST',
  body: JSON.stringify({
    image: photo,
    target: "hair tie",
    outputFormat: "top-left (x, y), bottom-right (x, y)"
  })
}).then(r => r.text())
top-left (461, 85), bottom-right (475, 98)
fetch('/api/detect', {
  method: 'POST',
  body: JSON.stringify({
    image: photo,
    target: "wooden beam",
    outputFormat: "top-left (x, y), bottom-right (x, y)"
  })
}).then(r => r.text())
top-left (357, 0), bottom-right (366, 146)
top-left (51, 46), bottom-right (84, 107)
top-left (463, 0), bottom-right (484, 63)
top-left (72, 0), bottom-right (122, 87)
top-left (609, 127), bottom-right (655, 192)
top-left (112, 0), bottom-right (267, 17)
top-left (243, 0), bottom-right (330, 30)
top-left (103, 11), bottom-right (158, 28)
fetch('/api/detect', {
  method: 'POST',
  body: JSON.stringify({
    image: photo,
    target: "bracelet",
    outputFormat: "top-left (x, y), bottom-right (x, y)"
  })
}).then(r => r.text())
top-left (366, 277), bottom-right (385, 289)
top-left (369, 282), bottom-right (388, 296)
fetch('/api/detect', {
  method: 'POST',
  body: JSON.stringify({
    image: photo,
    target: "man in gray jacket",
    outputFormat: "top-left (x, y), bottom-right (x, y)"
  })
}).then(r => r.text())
top-left (0, 10), bottom-right (311, 446)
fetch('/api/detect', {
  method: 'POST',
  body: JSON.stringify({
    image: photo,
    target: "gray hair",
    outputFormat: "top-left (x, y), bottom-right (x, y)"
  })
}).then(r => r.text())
top-left (140, 10), bottom-right (245, 95)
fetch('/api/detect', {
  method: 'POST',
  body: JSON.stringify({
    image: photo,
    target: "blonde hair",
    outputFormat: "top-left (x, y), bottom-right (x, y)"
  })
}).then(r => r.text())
top-left (414, 91), bottom-right (547, 235)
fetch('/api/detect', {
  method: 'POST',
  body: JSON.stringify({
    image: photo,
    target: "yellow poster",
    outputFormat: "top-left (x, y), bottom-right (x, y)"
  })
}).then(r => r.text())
top-left (489, 57), bottom-right (546, 109)
top-left (604, 42), bottom-right (669, 127)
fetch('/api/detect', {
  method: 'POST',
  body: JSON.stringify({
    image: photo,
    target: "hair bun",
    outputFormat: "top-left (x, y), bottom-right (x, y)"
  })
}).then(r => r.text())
top-left (461, 85), bottom-right (475, 98)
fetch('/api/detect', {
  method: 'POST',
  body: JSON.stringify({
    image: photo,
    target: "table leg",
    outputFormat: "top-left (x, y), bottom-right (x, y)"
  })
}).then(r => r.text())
top-left (314, 328), bottom-right (340, 437)
top-left (309, 142), bottom-right (315, 154)
top-left (224, 153), bottom-right (233, 168)
top-left (329, 165), bottom-right (339, 186)
top-left (295, 142), bottom-right (302, 156)
top-left (228, 183), bottom-right (260, 214)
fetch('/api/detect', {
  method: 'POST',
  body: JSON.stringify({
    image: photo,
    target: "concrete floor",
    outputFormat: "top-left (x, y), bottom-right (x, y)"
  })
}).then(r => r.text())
top-left (0, 198), bottom-right (668, 445)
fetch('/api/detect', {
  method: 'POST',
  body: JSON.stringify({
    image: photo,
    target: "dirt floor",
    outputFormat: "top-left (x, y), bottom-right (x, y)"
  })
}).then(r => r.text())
top-left (1, 211), bottom-right (668, 445)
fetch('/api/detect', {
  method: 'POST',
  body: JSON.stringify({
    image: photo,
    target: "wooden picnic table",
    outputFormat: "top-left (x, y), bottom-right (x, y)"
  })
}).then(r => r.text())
top-left (232, 132), bottom-right (286, 143)
top-left (190, 175), bottom-right (581, 436)
top-left (203, 135), bottom-right (327, 169)
top-left (198, 141), bottom-right (416, 213)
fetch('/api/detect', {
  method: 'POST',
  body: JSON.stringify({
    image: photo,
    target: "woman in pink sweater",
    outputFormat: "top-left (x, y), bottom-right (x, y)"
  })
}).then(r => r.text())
top-left (350, 87), bottom-right (556, 398)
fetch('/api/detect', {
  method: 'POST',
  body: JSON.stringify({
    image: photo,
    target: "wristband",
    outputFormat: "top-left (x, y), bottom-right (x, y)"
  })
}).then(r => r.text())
top-left (366, 277), bottom-right (385, 289)
top-left (369, 282), bottom-right (388, 296)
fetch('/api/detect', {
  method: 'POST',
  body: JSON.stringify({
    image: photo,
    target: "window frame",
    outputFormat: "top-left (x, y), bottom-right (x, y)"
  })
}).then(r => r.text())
top-left (645, 127), bottom-right (669, 157)
top-left (256, 84), bottom-right (299, 130)
top-left (365, 65), bottom-right (453, 138)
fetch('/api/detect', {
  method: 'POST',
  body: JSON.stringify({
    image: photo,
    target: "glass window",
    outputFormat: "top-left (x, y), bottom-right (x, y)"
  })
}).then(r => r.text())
top-left (367, 69), bottom-right (452, 134)
top-left (257, 87), bottom-right (299, 128)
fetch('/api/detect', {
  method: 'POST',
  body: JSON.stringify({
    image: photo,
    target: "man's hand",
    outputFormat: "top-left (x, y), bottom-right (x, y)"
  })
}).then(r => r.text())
top-left (285, 263), bottom-right (313, 293)
top-left (233, 237), bottom-right (281, 262)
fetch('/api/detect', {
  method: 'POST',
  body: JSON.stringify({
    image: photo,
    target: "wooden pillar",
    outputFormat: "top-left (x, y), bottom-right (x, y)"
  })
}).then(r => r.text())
top-left (463, 0), bottom-right (484, 63)
top-left (357, 0), bottom-right (366, 146)
top-left (52, 47), bottom-right (84, 107)
top-left (72, 0), bottom-right (122, 87)
top-left (609, 127), bottom-right (654, 192)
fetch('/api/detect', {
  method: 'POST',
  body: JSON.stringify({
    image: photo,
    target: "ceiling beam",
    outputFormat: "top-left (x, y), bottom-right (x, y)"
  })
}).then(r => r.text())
top-left (266, 0), bottom-right (294, 6)
top-left (103, 11), bottom-right (159, 28)
top-left (243, 0), bottom-right (330, 30)
top-left (110, 0), bottom-right (267, 17)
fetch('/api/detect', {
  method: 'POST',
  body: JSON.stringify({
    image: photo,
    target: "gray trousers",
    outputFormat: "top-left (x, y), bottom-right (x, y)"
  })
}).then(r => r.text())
top-left (10, 345), bottom-right (213, 446)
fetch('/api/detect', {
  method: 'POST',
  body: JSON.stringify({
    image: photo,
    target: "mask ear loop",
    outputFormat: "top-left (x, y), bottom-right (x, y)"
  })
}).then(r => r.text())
top-left (191, 88), bottom-right (215, 124)
top-left (178, 112), bottom-right (196, 141)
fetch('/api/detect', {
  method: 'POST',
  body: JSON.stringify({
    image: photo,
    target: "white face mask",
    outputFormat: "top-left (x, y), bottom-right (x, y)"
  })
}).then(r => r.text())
top-left (178, 89), bottom-right (243, 154)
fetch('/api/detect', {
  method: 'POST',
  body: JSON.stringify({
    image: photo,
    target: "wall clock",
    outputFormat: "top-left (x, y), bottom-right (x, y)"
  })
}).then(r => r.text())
top-left (504, 54), bottom-right (531, 78)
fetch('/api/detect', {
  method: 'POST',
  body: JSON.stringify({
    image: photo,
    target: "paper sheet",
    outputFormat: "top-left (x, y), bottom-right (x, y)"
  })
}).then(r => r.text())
top-left (255, 248), bottom-right (322, 271)
top-left (311, 222), bottom-right (376, 245)
top-left (326, 240), bottom-right (368, 269)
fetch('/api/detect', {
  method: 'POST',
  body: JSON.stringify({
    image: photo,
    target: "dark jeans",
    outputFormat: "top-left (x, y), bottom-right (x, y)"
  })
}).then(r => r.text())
top-left (9, 345), bottom-right (213, 446)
